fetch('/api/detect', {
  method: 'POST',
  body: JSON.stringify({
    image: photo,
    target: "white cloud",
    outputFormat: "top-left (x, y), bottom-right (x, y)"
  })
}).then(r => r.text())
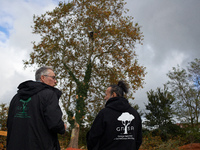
top-left (0, 0), bottom-right (58, 104)
top-left (126, 0), bottom-right (200, 111)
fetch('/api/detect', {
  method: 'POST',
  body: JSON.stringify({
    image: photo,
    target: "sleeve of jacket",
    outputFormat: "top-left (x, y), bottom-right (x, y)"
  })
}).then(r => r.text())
top-left (7, 95), bottom-right (17, 129)
top-left (7, 94), bottom-right (18, 146)
top-left (43, 90), bottom-right (65, 134)
top-left (136, 113), bottom-right (142, 150)
top-left (87, 110), bottom-right (105, 150)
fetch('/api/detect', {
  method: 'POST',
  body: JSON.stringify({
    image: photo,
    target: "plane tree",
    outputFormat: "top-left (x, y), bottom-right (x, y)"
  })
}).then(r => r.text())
top-left (24, 0), bottom-right (146, 148)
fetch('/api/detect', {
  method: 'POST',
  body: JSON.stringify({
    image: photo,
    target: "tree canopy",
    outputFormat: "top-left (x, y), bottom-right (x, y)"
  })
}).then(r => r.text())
top-left (145, 86), bottom-right (175, 127)
top-left (167, 58), bottom-right (200, 126)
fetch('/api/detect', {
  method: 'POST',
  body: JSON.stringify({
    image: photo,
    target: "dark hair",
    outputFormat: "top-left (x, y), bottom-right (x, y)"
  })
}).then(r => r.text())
top-left (109, 80), bottom-right (129, 97)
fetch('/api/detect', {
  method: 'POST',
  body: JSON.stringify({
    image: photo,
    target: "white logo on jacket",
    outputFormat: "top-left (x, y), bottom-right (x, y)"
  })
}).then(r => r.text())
top-left (117, 112), bottom-right (135, 134)
top-left (114, 112), bottom-right (135, 141)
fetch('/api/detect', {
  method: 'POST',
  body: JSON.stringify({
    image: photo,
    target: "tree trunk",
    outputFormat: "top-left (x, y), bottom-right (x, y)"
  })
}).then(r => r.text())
top-left (68, 121), bottom-right (80, 148)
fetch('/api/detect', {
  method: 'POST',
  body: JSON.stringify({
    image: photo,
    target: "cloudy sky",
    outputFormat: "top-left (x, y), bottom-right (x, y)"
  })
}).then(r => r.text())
top-left (0, 0), bottom-right (200, 112)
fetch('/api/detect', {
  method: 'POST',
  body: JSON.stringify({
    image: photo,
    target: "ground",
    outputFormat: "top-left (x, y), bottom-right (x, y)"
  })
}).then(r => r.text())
top-left (66, 148), bottom-right (82, 150)
top-left (178, 143), bottom-right (200, 150)
top-left (138, 143), bottom-right (200, 150)
top-left (65, 143), bottom-right (200, 150)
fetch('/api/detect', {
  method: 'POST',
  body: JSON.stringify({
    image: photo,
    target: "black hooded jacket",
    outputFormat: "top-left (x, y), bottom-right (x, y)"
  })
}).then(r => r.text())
top-left (6, 80), bottom-right (65, 150)
top-left (87, 97), bottom-right (142, 150)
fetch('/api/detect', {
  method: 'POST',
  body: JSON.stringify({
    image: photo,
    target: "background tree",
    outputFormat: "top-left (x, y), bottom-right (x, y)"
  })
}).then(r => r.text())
top-left (167, 58), bottom-right (200, 127)
top-left (24, 0), bottom-right (146, 148)
top-left (0, 103), bottom-right (8, 149)
top-left (188, 58), bottom-right (200, 125)
top-left (144, 86), bottom-right (175, 140)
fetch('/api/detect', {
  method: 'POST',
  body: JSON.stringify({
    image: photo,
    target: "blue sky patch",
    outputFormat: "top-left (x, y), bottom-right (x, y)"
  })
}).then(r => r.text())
top-left (0, 26), bottom-right (9, 38)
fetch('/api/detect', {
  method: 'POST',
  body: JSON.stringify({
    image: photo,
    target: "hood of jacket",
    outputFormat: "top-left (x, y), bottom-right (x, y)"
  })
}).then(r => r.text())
top-left (105, 96), bottom-right (131, 112)
top-left (17, 80), bottom-right (62, 100)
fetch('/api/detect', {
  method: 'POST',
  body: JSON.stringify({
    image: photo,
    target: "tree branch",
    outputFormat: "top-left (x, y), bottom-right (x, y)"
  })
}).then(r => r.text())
top-left (62, 59), bottom-right (80, 85)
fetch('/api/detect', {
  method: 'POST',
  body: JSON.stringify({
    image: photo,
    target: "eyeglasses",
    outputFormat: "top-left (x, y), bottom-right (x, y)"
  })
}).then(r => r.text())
top-left (44, 75), bottom-right (56, 80)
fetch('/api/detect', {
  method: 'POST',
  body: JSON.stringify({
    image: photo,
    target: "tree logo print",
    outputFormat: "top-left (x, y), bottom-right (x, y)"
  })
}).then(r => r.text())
top-left (15, 97), bottom-right (31, 118)
top-left (117, 112), bottom-right (135, 134)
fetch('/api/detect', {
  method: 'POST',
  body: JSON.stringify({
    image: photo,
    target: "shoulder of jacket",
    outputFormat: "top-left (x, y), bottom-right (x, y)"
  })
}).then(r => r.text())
top-left (40, 87), bottom-right (54, 93)
top-left (98, 107), bottom-right (113, 116)
top-left (129, 107), bottom-right (141, 118)
top-left (37, 88), bottom-right (56, 99)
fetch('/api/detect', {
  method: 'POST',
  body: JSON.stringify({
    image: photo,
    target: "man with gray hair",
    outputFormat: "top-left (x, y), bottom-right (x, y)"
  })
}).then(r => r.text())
top-left (7, 66), bottom-right (66, 150)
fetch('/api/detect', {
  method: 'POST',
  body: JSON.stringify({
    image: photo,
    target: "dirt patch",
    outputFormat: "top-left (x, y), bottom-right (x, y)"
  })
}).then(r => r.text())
top-left (66, 148), bottom-right (82, 150)
top-left (178, 143), bottom-right (200, 150)
top-left (65, 144), bottom-right (200, 150)
top-left (138, 143), bottom-right (200, 150)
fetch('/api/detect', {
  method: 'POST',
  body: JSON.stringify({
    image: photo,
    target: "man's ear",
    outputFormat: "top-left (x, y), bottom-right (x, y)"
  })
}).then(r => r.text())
top-left (40, 75), bottom-right (45, 82)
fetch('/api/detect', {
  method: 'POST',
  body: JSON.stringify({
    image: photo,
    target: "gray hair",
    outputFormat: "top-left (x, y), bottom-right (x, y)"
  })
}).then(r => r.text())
top-left (35, 66), bottom-right (54, 81)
